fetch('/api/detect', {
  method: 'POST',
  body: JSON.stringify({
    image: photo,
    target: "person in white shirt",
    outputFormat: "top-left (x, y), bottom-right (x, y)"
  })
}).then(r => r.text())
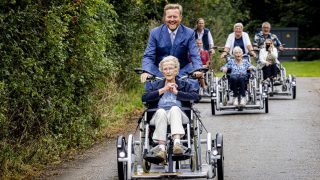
top-left (220, 22), bottom-right (256, 59)
top-left (259, 39), bottom-right (280, 81)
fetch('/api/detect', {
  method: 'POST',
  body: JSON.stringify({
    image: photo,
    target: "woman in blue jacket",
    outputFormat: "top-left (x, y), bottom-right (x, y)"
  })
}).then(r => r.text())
top-left (142, 55), bottom-right (200, 162)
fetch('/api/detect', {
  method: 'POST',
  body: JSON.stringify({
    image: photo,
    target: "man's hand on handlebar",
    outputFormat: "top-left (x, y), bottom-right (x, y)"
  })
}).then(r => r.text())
top-left (193, 71), bottom-right (203, 78)
top-left (279, 45), bottom-right (284, 51)
top-left (140, 72), bottom-right (151, 83)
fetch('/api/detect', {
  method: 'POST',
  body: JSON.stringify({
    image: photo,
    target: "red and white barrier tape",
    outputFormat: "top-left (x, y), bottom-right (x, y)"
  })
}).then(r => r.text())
top-left (284, 48), bottom-right (320, 51)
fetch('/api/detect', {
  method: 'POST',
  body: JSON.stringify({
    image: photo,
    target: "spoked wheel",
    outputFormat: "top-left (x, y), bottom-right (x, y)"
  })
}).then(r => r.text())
top-left (211, 99), bottom-right (216, 115)
top-left (117, 136), bottom-right (127, 180)
top-left (216, 133), bottom-right (224, 180)
top-left (265, 97), bottom-right (269, 113)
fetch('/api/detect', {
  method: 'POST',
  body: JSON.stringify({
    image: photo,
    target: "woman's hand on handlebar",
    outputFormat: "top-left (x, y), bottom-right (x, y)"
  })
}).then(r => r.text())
top-left (221, 67), bottom-right (228, 73)
top-left (220, 51), bottom-right (227, 59)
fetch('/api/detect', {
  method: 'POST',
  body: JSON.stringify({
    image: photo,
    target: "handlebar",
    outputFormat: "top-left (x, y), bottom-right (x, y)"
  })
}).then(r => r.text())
top-left (134, 68), bottom-right (164, 81)
top-left (135, 67), bottom-right (208, 82)
top-left (253, 43), bottom-right (286, 52)
top-left (179, 67), bottom-right (209, 80)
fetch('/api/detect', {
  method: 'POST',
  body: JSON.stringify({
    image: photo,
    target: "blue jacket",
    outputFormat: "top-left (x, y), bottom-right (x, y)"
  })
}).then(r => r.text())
top-left (142, 78), bottom-right (200, 109)
top-left (142, 24), bottom-right (202, 78)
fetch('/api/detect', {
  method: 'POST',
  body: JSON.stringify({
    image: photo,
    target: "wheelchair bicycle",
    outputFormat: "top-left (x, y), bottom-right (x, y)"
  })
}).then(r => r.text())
top-left (256, 63), bottom-right (297, 99)
top-left (211, 55), bottom-right (269, 115)
top-left (116, 69), bottom-right (224, 179)
top-left (199, 67), bottom-right (216, 99)
top-left (254, 44), bottom-right (297, 99)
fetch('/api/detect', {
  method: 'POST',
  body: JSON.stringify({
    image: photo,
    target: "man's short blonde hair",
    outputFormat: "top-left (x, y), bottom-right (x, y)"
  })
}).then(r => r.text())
top-left (159, 56), bottom-right (180, 72)
top-left (163, 3), bottom-right (183, 17)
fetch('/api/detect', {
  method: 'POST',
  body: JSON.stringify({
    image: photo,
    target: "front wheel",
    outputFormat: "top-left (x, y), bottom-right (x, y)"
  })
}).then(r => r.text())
top-left (216, 133), bottom-right (224, 180)
top-left (142, 159), bottom-right (151, 173)
top-left (292, 86), bottom-right (296, 99)
top-left (117, 136), bottom-right (127, 180)
top-left (265, 97), bottom-right (269, 113)
top-left (211, 99), bottom-right (216, 115)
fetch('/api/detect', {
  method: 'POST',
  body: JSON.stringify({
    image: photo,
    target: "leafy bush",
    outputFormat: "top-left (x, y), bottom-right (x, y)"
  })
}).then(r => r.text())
top-left (0, 0), bottom-right (119, 177)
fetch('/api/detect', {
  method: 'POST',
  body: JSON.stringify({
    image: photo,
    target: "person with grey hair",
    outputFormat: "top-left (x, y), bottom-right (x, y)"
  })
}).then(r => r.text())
top-left (142, 55), bottom-right (200, 162)
top-left (253, 21), bottom-right (283, 50)
top-left (141, 3), bottom-right (203, 86)
top-left (221, 46), bottom-right (255, 106)
top-left (220, 23), bottom-right (256, 59)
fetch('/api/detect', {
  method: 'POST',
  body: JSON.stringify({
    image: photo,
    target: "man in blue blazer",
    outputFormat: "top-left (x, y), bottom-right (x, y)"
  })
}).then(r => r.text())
top-left (141, 3), bottom-right (203, 83)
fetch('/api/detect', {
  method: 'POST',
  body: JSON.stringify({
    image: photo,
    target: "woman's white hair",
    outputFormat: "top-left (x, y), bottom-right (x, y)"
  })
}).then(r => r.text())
top-left (233, 22), bottom-right (243, 30)
top-left (159, 56), bottom-right (180, 72)
top-left (233, 46), bottom-right (243, 55)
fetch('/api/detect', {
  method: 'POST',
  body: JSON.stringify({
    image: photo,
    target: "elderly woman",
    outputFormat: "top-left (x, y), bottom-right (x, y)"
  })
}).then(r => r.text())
top-left (221, 46), bottom-right (255, 106)
top-left (220, 23), bottom-right (256, 59)
top-left (142, 55), bottom-right (200, 161)
top-left (259, 38), bottom-right (280, 81)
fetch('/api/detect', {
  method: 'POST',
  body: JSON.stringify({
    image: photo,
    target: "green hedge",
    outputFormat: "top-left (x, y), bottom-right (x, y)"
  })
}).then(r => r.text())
top-left (0, 0), bottom-right (120, 177)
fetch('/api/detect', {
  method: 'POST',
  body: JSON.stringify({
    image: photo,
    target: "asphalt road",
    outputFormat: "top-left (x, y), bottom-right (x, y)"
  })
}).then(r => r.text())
top-left (43, 77), bottom-right (320, 180)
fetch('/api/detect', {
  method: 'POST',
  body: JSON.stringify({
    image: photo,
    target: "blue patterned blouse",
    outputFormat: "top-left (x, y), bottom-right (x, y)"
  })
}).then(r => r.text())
top-left (221, 58), bottom-right (255, 77)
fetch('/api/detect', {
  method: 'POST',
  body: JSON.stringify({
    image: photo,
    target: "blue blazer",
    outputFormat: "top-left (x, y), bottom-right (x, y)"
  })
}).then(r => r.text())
top-left (142, 78), bottom-right (200, 109)
top-left (142, 24), bottom-right (202, 77)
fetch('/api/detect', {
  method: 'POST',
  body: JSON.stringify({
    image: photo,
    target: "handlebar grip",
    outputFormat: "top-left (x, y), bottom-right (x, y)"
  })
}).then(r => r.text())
top-left (134, 68), bottom-right (145, 74)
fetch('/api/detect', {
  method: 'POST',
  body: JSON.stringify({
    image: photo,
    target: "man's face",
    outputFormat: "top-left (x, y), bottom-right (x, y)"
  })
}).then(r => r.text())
top-left (164, 9), bottom-right (182, 31)
top-left (262, 26), bottom-right (270, 35)
top-left (197, 20), bottom-right (205, 30)
top-left (196, 41), bottom-right (203, 48)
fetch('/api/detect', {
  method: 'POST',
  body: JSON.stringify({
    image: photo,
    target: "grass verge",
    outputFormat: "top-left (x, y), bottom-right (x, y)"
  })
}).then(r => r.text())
top-left (281, 60), bottom-right (320, 77)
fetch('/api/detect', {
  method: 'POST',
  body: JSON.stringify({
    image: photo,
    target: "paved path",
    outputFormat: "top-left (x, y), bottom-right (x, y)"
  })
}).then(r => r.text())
top-left (43, 78), bottom-right (320, 180)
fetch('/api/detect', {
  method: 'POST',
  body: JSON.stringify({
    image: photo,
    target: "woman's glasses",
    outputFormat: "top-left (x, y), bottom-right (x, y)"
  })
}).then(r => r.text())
top-left (163, 67), bottom-right (176, 72)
